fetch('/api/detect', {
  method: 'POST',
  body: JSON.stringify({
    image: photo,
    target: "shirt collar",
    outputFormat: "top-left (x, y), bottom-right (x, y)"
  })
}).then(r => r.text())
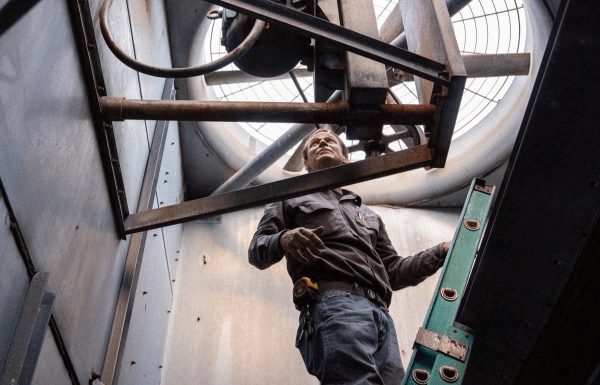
top-left (339, 189), bottom-right (362, 206)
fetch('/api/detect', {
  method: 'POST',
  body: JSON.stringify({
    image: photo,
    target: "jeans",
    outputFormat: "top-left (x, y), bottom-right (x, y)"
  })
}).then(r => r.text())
top-left (296, 290), bottom-right (405, 384)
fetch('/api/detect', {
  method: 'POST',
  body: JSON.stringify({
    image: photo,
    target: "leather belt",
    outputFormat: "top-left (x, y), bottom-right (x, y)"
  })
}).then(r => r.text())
top-left (318, 281), bottom-right (389, 309)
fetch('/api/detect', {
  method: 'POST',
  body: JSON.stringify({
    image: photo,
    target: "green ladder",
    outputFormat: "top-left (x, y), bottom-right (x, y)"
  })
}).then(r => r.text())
top-left (403, 178), bottom-right (494, 385)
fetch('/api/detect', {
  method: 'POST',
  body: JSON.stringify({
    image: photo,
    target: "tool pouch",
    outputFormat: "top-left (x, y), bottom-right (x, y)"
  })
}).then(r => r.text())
top-left (293, 277), bottom-right (319, 310)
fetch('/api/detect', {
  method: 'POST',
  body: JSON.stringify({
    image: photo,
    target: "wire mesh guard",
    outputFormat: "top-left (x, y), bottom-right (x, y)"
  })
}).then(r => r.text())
top-left (204, 0), bottom-right (526, 162)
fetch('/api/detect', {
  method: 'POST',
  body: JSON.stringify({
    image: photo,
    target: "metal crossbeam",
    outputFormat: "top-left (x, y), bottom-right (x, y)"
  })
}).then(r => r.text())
top-left (124, 144), bottom-right (432, 233)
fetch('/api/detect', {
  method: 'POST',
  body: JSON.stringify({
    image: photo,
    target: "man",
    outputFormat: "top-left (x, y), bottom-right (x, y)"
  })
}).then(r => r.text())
top-left (249, 129), bottom-right (450, 384)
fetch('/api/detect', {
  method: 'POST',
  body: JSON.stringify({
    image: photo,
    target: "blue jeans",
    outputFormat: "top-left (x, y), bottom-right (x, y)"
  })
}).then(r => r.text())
top-left (296, 290), bottom-right (405, 384)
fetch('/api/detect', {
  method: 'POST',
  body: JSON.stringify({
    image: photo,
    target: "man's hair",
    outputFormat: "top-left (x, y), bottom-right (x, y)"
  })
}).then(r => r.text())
top-left (302, 128), bottom-right (349, 163)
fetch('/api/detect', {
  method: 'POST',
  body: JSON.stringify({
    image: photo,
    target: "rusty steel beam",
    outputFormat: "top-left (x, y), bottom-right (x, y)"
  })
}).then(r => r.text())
top-left (124, 144), bottom-right (432, 233)
top-left (100, 97), bottom-right (436, 126)
top-left (68, 0), bottom-right (128, 238)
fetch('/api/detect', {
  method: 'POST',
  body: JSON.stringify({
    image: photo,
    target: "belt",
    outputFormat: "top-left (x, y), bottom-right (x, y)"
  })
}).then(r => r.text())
top-left (318, 281), bottom-right (390, 309)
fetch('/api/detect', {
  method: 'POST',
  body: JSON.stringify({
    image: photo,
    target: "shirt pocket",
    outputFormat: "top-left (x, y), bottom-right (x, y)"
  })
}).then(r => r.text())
top-left (357, 215), bottom-right (380, 233)
top-left (356, 214), bottom-right (380, 245)
top-left (293, 201), bottom-right (342, 235)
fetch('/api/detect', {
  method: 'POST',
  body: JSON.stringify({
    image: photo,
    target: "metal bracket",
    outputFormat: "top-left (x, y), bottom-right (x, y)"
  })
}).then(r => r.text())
top-left (68, 0), bottom-right (128, 239)
top-left (0, 272), bottom-right (55, 385)
top-left (414, 327), bottom-right (469, 362)
top-left (474, 184), bottom-right (493, 195)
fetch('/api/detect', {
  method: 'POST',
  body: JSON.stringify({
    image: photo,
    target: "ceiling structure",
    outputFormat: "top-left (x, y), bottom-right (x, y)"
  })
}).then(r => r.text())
top-left (174, 0), bottom-right (552, 205)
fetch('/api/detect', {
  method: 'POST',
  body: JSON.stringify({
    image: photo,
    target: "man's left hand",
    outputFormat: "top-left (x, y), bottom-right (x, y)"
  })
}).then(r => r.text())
top-left (443, 241), bottom-right (451, 253)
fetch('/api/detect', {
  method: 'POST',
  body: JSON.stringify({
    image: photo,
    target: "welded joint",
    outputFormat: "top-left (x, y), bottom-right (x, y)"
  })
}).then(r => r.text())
top-left (100, 97), bottom-right (125, 121)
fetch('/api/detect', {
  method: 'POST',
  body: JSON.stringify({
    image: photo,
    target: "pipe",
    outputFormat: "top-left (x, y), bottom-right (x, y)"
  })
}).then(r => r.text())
top-left (204, 68), bottom-right (313, 86)
top-left (204, 53), bottom-right (531, 87)
top-left (99, 0), bottom-right (265, 78)
top-left (211, 123), bottom-right (315, 195)
top-left (100, 97), bottom-right (435, 125)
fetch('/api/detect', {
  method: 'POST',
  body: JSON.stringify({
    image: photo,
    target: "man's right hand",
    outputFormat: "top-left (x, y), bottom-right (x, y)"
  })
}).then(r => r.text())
top-left (280, 226), bottom-right (325, 265)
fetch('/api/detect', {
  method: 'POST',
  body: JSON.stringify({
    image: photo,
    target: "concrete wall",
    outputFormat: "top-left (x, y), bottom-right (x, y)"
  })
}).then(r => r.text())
top-left (162, 205), bottom-right (460, 384)
top-left (0, 0), bottom-right (183, 383)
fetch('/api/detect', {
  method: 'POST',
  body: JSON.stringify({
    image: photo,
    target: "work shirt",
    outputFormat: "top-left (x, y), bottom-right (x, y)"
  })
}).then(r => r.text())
top-left (248, 190), bottom-right (447, 305)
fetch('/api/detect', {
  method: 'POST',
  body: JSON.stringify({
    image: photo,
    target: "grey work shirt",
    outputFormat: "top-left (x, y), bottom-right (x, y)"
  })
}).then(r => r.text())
top-left (248, 190), bottom-right (447, 305)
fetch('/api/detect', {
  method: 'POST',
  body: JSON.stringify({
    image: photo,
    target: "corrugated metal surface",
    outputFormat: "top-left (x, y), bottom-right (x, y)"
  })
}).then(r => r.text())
top-left (0, 0), bottom-right (183, 382)
top-left (162, 205), bottom-right (459, 384)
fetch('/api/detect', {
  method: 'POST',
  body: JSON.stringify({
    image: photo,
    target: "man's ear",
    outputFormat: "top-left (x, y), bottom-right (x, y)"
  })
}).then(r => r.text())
top-left (342, 155), bottom-right (350, 165)
top-left (304, 159), bottom-right (311, 172)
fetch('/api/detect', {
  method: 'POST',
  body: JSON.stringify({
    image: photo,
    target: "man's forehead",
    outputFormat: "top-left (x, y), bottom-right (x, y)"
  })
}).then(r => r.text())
top-left (309, 131), bottom-right (338, 143)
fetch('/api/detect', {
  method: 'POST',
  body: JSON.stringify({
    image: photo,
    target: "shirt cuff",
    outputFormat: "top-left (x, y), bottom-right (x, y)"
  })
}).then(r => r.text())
top-left (435, 242), bottom-right (448, 269)
top-left (270, 230), bottom-right (286, 258)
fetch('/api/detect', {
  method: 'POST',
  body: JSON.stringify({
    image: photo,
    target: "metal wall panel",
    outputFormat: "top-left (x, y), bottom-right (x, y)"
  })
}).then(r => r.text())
top-left (156, 121), bottom-right (184, 287)
top-left (31, 329), bottom-right (72, 385)
top-left (116, 122), bottom-right (183, 385)
top-left (0, 0), bottom-right (182, 383)
top-left (117, 229), bottom-right (173, 385)
top-left (0, 0), bottom-right (140, 380)
top-left (126, 0), bottom-right (173, 143)
top-left (0, 190), bottom-right (30, 371)
top-left (95, 0), bottom-right (150, 215)
top-left (161, 205), bottom-right (459, 384)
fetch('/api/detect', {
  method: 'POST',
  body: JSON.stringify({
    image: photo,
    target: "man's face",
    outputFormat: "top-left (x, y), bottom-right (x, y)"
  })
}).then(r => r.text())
top-left (304, 131), bottom-right (349, 172)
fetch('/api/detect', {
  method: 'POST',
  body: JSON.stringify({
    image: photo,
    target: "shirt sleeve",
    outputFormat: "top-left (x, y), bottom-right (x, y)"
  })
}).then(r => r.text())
top-left (376, 218), bottom-right (448, 290)
top-left (248, 201), bottom-right (288, 270)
